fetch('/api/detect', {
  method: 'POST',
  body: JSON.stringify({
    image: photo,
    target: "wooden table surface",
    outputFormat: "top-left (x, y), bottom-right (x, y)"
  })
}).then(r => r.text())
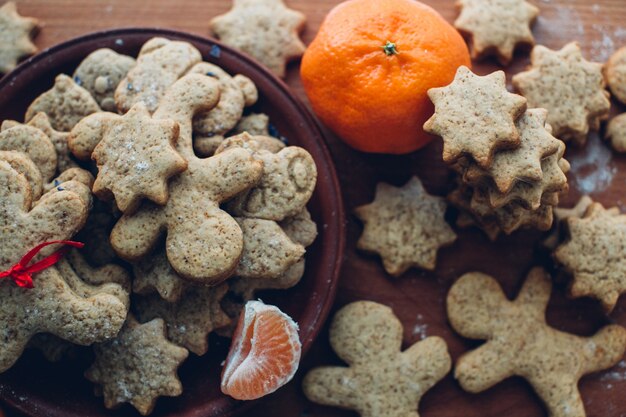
top-left (6, 0), bottom-right (626, 417)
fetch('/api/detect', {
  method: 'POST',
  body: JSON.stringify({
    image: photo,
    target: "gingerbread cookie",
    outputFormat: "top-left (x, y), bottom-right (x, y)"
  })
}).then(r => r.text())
top-left (461, 108), bottom-right (561, 194)
top-left (73, 48), bottom-right (137, 111)
top-left (0, 2), bottom-right (38, 74)
top-left (606, 113), bottom-right (626, 153)
top-left (110, 74), bottom-right (264, 284)
top-left (0, 150), bottom-right (43, 201)
top-left (554, 202), bottom-right (626, 312)
top-left (303, 301), bottom-right (451, 417)
top-left (424, 66), bottom-right (527, 167)
top-left (3, 112), bottom-right (80, 173)
top-left (279, 208), bottom-right (317, 247)
top-left (447, 267), bottom-right (626, 417)
top-left (132, 247), bottom-right (188, 303)
top-left (235, 217), bottom-right (305, 279)
top-left (454, 0), bottom-right (539, 65)
top-left (210, 0), bottom-right (306, 78)
top-left (354, 176), bottom-right (456, 276)
top-left (89, 102), bottom-right (186, 213)
top-left (85, 315), bottom-right (188, 416)
top-left (230, 113), bottom-right (270, 137)
top-left (115, 37), bottom-right (202, 113)
top-left (475, 141), bottom-right (568, 210)
top-left (605, 46), bottom-right (626, 105)
top-left (229, 257), bottom-right (306, 302)
top-left (134, 284), bottom-right (230, 356)
top-left (0, 123), bottom-right (57, 183)
top-left (512, 42), bottom-right (610, 145)
top-left (186, 62), bottom-right (258, 156)
top-left (25, 74), bottom-right (101, 132)
top-left (223, 136), bottom-right (317, 221)
top-left (215, 132), bottom-right (285, 154)
top-left (543, 195), bottom-right (599, 250)
top-left (0, 161), bottom-right (128, 373)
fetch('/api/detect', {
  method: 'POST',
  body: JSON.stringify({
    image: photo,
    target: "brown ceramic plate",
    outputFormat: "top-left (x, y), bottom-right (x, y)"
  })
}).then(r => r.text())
top-left (0, 28), bottom-right (345, 417)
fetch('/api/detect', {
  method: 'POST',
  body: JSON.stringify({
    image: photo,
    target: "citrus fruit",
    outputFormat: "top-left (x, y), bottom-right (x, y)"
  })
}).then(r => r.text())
top-left (300, 0), bottom-right (471, 154)
top-left (221, 300), bottom-right (302, 400)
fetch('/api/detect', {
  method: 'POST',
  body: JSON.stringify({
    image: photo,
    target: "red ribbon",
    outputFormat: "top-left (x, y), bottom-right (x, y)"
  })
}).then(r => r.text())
top-left (0, 240), bottom-right (84, 288)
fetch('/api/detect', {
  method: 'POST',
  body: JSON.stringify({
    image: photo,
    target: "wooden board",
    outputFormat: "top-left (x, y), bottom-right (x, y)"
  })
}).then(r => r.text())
top-left (5, 0), bottom-right (626, 416)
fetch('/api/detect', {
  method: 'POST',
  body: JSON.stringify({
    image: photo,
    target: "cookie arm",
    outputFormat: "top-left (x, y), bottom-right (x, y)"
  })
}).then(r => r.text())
top-left (402, 336), bottom-right (451, 391)
top-left (110, 203), bottom-right (166, 261)
top-left (583, 325), bottom-right (626, 374)
top-left (68, 112), bottom-right (118, 160)
top-left (302, 367), bottom-right (361, 412)
top-left (515, 267), bottom-right (551, 316)
top-left (454, 343), bottom-right (516, 393)
top-left (36, 268), bottom-right (128, 345)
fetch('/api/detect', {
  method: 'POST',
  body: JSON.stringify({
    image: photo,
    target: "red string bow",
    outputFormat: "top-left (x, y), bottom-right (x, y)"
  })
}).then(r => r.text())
top-left (0, 240), bottom-right (84, 288)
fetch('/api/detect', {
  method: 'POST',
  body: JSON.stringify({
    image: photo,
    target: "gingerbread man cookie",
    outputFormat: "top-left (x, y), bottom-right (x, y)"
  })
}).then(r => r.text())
top-left (110, 74), bottom-right (264, 284)
top-left (448, 268), bottom-right (626, 417)
top-left (186, 62), bottom-right (258, 156)
top-left (73, 48), bottom-right (137, 111)
top-left (25, 74), bottom-right (101, 132)
top-left (0, 161), bottom-right (128, 373)
top-left (222, 133), bottom-right (317, 221)
top-left (303, 301), bottom-right (451, 417)
top-left (115, 37), bottom-right (202, 113)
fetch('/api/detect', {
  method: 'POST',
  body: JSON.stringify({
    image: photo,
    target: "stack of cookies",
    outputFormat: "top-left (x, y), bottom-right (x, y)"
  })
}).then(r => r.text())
top-left (0, 37), bottom-right (319, 416)
top-left (424, 66), bottom-right (569, 240)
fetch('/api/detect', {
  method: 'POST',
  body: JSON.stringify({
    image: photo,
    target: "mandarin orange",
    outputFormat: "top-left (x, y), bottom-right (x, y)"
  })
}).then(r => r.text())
top-left (301, 0), bottom-right (471, 154)
top-left (221, 300), bottom-right (301, 400)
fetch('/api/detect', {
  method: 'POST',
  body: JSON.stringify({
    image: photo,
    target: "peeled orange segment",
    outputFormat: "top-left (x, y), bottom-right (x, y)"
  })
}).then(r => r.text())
top-left (221, 300), bottom-right (302, 400)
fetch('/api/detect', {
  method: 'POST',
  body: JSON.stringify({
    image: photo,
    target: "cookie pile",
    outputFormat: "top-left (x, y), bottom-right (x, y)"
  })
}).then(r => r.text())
top-left (424, 66), bottom-right (570, 240)
top-left (0, 37), bottom-right (318, 416)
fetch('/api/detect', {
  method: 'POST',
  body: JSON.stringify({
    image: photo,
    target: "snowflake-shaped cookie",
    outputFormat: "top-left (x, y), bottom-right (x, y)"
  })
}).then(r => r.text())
top-left (424, 66), bottom-right (527, 167)
top-left (85, 315), bottom-right (188, 416)
top-left (512, 42), bottom-right (610, 145)
top-left (555, 203), bottom-right (626, 312)
top-left (455, 0), bottom-right (539, 65)
top-left (210, 0), bottom-right (306, 78)
top-left (355, 176), bottom-right (456, 276)
top-left (0, 2), bottom-right (38, 74)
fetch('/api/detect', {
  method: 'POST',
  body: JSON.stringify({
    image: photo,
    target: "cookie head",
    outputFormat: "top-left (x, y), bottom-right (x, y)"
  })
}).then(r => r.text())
top-left (447, 272), bottom-right (509, 339)
top-left (330, 301), bottom-right (403, 365)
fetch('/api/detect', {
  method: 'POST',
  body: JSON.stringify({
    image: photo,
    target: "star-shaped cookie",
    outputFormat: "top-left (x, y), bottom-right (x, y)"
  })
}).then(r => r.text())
top-left (478, 141), bottom-right (569, 210)
top-left (85, 315), bottom-right (189, 416)
top-left (555, 203), bottom-right (626, 312)
top-left (512, 42), bottom-right (611, 145)
top-left (424, 66), bottom-right (527, 168)
top-left (210, 0), bottom-right (306, 78)
top-left (462, 109), bottom-right (561, 194)
top-left (134, 284), bottom-right (231, 356)
top-left (92, 102), bottom-right (187, 213)
top-left (455, 0), bottom-right (539, 65)
top-left (355, 176), bottom-right (457, 276)
top-left (0, 2), bottom-right (38, 74)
